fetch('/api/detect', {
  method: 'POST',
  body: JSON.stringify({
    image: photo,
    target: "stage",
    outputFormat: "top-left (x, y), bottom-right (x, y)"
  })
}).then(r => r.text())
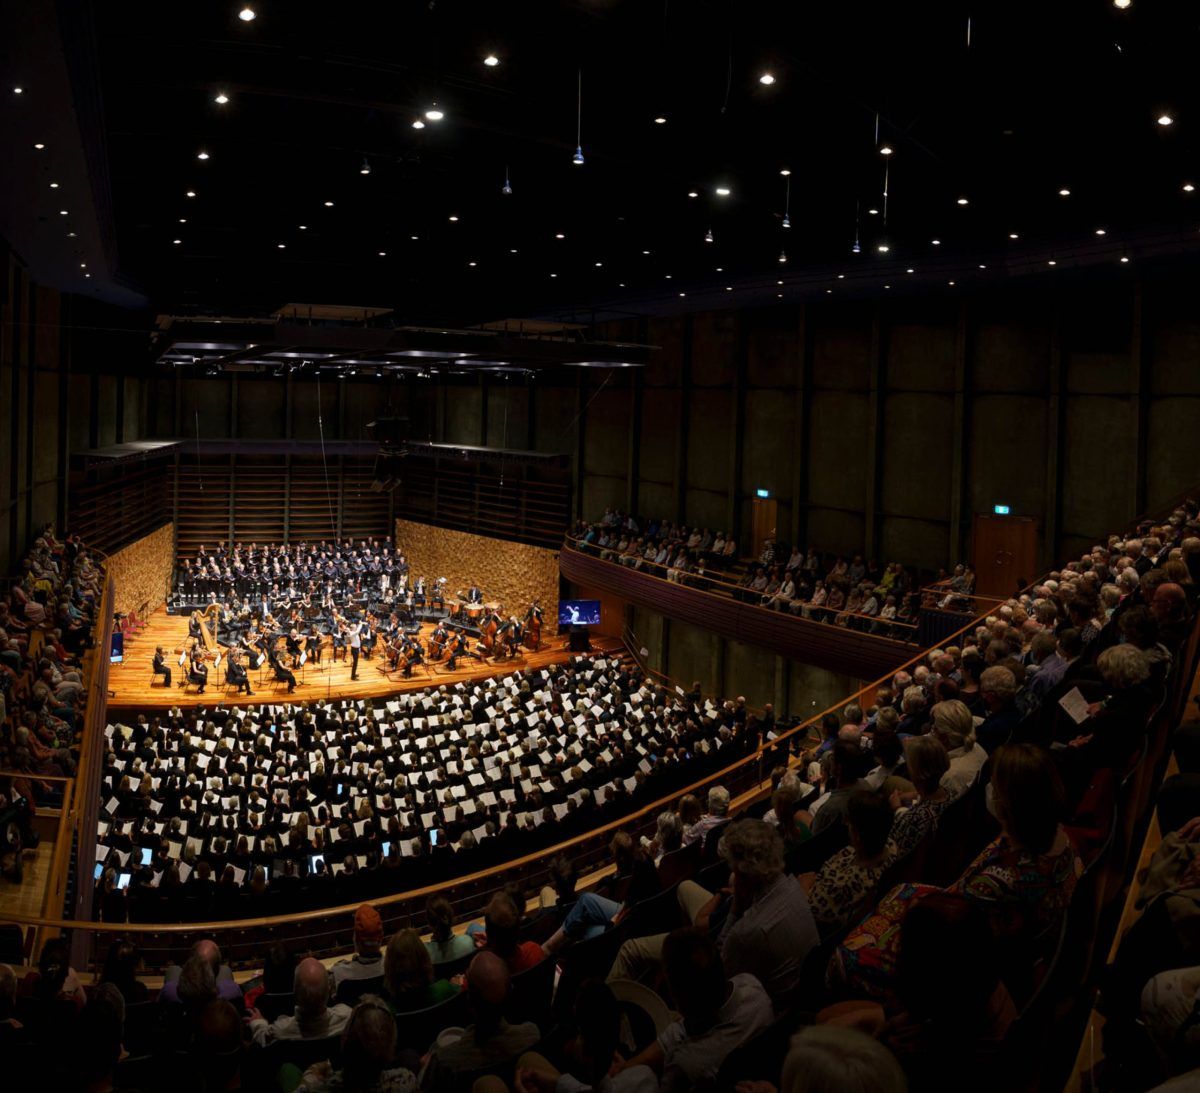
top-left (107, 607), bottom-right (621, 710)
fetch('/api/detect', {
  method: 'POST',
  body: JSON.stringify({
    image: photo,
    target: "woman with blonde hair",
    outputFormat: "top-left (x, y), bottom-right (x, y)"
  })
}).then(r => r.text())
top-left (382, 928), bottom-right (457, 1013)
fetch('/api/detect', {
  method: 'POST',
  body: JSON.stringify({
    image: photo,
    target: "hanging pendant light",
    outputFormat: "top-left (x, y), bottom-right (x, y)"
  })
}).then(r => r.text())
top-left (704, 228), bottom-right (714, 243)
top-left (782, 174), bottom-right (791, 228)
top-left (502, 165), bottom-right (512, 195)
top-left (573, 69), bottom-right (585, 165)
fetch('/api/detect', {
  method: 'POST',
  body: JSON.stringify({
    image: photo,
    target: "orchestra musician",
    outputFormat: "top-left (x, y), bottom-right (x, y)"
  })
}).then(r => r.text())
top-left (465, 583), bottom-right (483, 605)
top-left (399, 634), bottom-right (424, 679)
top-left (361, 616), bottom-right (377, 660)
top-left (524, 601), bottom-right (544, 651)
top-left (152, 645), bottom-right (171, 687)
top-left (446, 626), bottom-right (480, 671)
top-left (267, 640), bottom-right (297, 693)
top-left (428, 622), bottom-right (450, 661)
top-left (188, 611), bottom-right (203, 642)
top-left (187, 646), bottom-right (208, 694)
top-left (332, 615), bottom-right (348, 661)
top-left (502, 615), bottom-right (524, 658)
top-left (225, 648), bottom-right (254, 695)
top-left (286, 627), bottom-right (304, 667)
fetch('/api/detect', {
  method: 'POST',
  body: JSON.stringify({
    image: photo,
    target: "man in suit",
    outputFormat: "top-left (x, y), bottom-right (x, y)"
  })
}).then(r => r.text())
top-left (153, 646), bottom-right (171, 687)
top-left (348, 621), bottom-right (362, 681)
top-left (466, 584), bottom-right (483, 604)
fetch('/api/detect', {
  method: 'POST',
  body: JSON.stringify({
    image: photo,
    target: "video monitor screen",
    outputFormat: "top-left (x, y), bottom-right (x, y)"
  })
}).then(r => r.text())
top-left (558, 600), bottom-right (601, 626)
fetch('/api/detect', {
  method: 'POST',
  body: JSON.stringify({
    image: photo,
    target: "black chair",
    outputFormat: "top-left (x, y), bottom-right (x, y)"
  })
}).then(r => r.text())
top-left (714, 1007), bottom-right (806, 1090)
top-left (256, 991), bottom-right (295, 1022)
top-left (394, 987), bottom-right (471, 1055)
top-left (553, 924), bottom-right (629, 1018)
top-left (508, 952), bottom-right (556, 1033)
top-left (122, 999), bottom-right (162, 1057)
top-left (334, 974), bottom-right (385, 1007)
top-left (0, 922), bottom-right (26, 964)
top-left (786, 821), bottom-right (849, 876)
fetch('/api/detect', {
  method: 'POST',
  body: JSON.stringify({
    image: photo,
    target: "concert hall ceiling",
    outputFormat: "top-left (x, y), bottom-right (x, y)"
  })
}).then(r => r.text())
top-left (4, 1), bottom-right (1199, 324)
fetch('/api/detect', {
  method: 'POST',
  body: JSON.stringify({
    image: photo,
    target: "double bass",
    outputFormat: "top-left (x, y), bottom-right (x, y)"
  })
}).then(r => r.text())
top-left (523, 602), bottom-right (543, 651)
top-left (479, 610), bottom-right (501, 658)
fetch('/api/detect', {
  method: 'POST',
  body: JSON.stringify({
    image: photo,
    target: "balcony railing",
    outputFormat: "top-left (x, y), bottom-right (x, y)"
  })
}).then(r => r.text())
top-left (560, 536), bottom-right (920, 680)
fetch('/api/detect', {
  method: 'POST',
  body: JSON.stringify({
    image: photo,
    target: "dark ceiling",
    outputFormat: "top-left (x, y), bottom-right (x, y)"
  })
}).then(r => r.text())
top-left (6, 0), bottom-right (1200, 325)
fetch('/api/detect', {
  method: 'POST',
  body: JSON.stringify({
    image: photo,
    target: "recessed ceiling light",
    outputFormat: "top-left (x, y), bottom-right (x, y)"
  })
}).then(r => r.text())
top-left (510, 248), bottom-right (518, 254)
top-left (931, 238), bottom-right (941, 245)
top-left (778, 293), bottom-right (783, 298)
top-left (867, 208), bottom-right (879, 215)
top-left (1185, 183), bottom-right (1196, 192)
top-left (197, 151), bottom-right (210, 160)
top-left (877, 243), bottom-right (890, 253)
top-left (550, 273), bottom-right (557, 278)
top-left (1095, 227), bottom-right (1107, 235)
top-left (1058, 187), bottom-right (1071, 196)
top-left (758, 73), bottom-right (776, 85)
top-left (13, 86), bottom-right (24, 95)
top-left (1158, 113), bottom-right (1174, 126)
top-left (837, 274), bottom-right (845, 279)
top-left (277, 243), bottom-right (286, 249)
top-left (324, 201), bottom-right (334, 207)
top-left (173, 239), bottom-right (182, 245)
top-left (411, 235), bottom-right (418, 240)
top-left (84, 273), bottom-right (90, 278)
top-left (654, 116), bottom-right (667, 124)
top-left (298, 224), bottom-right (307, 230)
top-left (1009, 232), bottom-right (1019, 239)
top-left (956, 197), bottom-right (968, 205)
top-left (186, 190), bottom-right (196, 198)
top-left (906, 268), bottom-right (914, 273)
top-left (619, 282), bottom-right (625, 287)
top-left (483, 54), bottom-right (500, 67)
top-left (594, 261), bottom-right (602, 267)
top-left (33, 142), bottom-right (44, 149)
top-left (1120, 254), bottom-right (1130, 262)
top-left (67, 231), bottom-right (76, 238)
top-left (978, 263), bottom-right (986, 269)
top-left (780, 168), bottom-right (791, 176)
top-left (725, 286), bottom-right (732, 291)
top-left (643, 249), bottom-right (650, 255)
top-left (555, 232), bottom-right (565, 239)
top-left (716, 267), bottom-right (723, 272)
top-left (49, 181), bottom-right (59, 189)
top-left (665, 274), bottom-right (672, 279)
top-left (214, 92), bottom-right (229, 104)
top-left (238, 6), bottom-right (256, 21)
top-left (679, 292), bottom-right (686, 297)
top-left (468, 261), bottom-right (477, 267)
top-left (777, 279), bottom-right (783, 285)
top-left (1114, 0), bottom-right (1131, 7)
top-left (687, 190), bottom-right (698, 198)
top-left (80, 262), bottom-right (86, 268)
top-left (59, 209), bottom-right (67, 216)
top-left (378, 251), bottom-right (386, 256)
top-left (1048, 259), bottom-right (1057, 266)
top-left (879, 144), bottom-right (893, 156)
top-left (948, 280), bottom-right (956, 285)
top-left (448, 215), bottom-right (459, 222)
top-left (179, 218), bottom-right (186, 223)
top-left (424, 107), bottom-right (444, 121)
top-left (715, 186), bottom-right (731, 196)
top-left (412, 119), bottom-right (425, 129)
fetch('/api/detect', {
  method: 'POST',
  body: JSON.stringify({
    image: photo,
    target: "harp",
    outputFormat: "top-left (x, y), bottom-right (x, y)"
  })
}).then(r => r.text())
top-left (198, 602), bottom-right (222, 653)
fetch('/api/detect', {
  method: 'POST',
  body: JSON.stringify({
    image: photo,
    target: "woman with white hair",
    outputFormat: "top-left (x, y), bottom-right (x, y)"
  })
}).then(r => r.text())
top-left (930, 699), bottom-right (987, 796)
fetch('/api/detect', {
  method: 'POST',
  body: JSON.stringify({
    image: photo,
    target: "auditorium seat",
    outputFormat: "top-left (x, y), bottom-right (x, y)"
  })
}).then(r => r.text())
top-left (395, 987), bottom-right (471, 1055)
top-left (245, 1033), bottom-right (343, 1088)
top-left (334, 974), bottom-right (385, 1007)
top-left (508, 952), bottom-right (556, 1033)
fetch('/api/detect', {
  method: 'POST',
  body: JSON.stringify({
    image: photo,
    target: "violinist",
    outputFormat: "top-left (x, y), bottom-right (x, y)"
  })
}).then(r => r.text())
top-left (361, 615), bottom-right (377, 661)
top-left (268, 640), bottom-right (297, 693)
top-left (331, 615), bottom-right (348, 661)
top-left (152, 645), bottom-right (172, 688)
top-left (187, 645), bottom-right (208, 694)
top-left (286, 627), bottom-right (304, 667)
top-left (226, 648), bottom-right (254, 695)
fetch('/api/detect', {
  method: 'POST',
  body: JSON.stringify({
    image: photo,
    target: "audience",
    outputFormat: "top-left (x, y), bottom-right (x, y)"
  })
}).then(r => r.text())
top-left (332, 903), bottom-right (386, 989)
top-left (382, 929), bottom-right (458, 1013)
top-left (248, 957), bottom-right (351, 1045)
top-left (420, 951), bottom-right (540, 1093)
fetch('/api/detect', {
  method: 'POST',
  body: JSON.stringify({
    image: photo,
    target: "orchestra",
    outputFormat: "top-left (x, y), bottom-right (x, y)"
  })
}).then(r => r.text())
top-left (160, 538), bottom-right (556, 692)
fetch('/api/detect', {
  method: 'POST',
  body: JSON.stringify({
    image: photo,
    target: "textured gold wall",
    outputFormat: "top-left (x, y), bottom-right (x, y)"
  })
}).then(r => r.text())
top-left (395, 519), bottom-right (559, 620)
top-left (107, 523), bottom-right (175, 617)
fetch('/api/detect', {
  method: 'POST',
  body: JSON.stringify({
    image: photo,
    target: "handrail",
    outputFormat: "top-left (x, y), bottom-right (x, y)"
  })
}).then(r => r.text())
top-left (0, 576), bottom-right (998, 945)
top-left (565, 535), bottom-right (921, 635)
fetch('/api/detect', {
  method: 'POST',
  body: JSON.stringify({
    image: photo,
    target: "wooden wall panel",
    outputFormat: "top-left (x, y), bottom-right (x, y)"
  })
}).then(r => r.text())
top-left (396, 517), bottom-right (559, 620)
top-left (107, 522), bottom-right (175, 616)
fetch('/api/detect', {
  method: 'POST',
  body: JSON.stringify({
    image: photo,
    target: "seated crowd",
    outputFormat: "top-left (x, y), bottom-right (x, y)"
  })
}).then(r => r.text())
top-left (0, 526), bottom-right (103, 880)
top-left (571, 508), bottom-right (938, 638)
top-left (6, 508), bottom-right (1198, 1092)
top-left (94, 658), bottom-right (774, 922)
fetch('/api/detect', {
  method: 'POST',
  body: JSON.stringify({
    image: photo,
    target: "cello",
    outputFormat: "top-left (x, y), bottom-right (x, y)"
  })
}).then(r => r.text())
top-left (479, 611), bottom-right (500, 659)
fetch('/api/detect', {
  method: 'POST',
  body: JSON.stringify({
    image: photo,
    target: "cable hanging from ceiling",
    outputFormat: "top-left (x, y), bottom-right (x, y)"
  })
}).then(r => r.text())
top-left (573, 69), bottom-right (585, 165)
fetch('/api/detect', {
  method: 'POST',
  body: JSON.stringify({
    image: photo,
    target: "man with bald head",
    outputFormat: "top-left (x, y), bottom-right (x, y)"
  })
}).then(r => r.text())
top-left (420, 951), bottom-right (540, 1092)
top-left (248, 956), bottom-right (350, 1045)
top-left (1151, 582), bottom-right (1191, 650)
top-left (159, 938), bottom-right (243, 1007)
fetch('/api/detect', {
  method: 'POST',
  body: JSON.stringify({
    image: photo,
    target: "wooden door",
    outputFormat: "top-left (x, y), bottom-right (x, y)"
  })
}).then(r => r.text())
top-left (971, 513), bottom-right (1039, 598)
top-left (751, 498), bottom-right (778, 558)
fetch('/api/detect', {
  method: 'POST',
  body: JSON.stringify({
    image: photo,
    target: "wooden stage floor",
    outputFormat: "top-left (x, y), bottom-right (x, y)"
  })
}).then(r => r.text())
top-left (108, 608), bottom-right (622, 710)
